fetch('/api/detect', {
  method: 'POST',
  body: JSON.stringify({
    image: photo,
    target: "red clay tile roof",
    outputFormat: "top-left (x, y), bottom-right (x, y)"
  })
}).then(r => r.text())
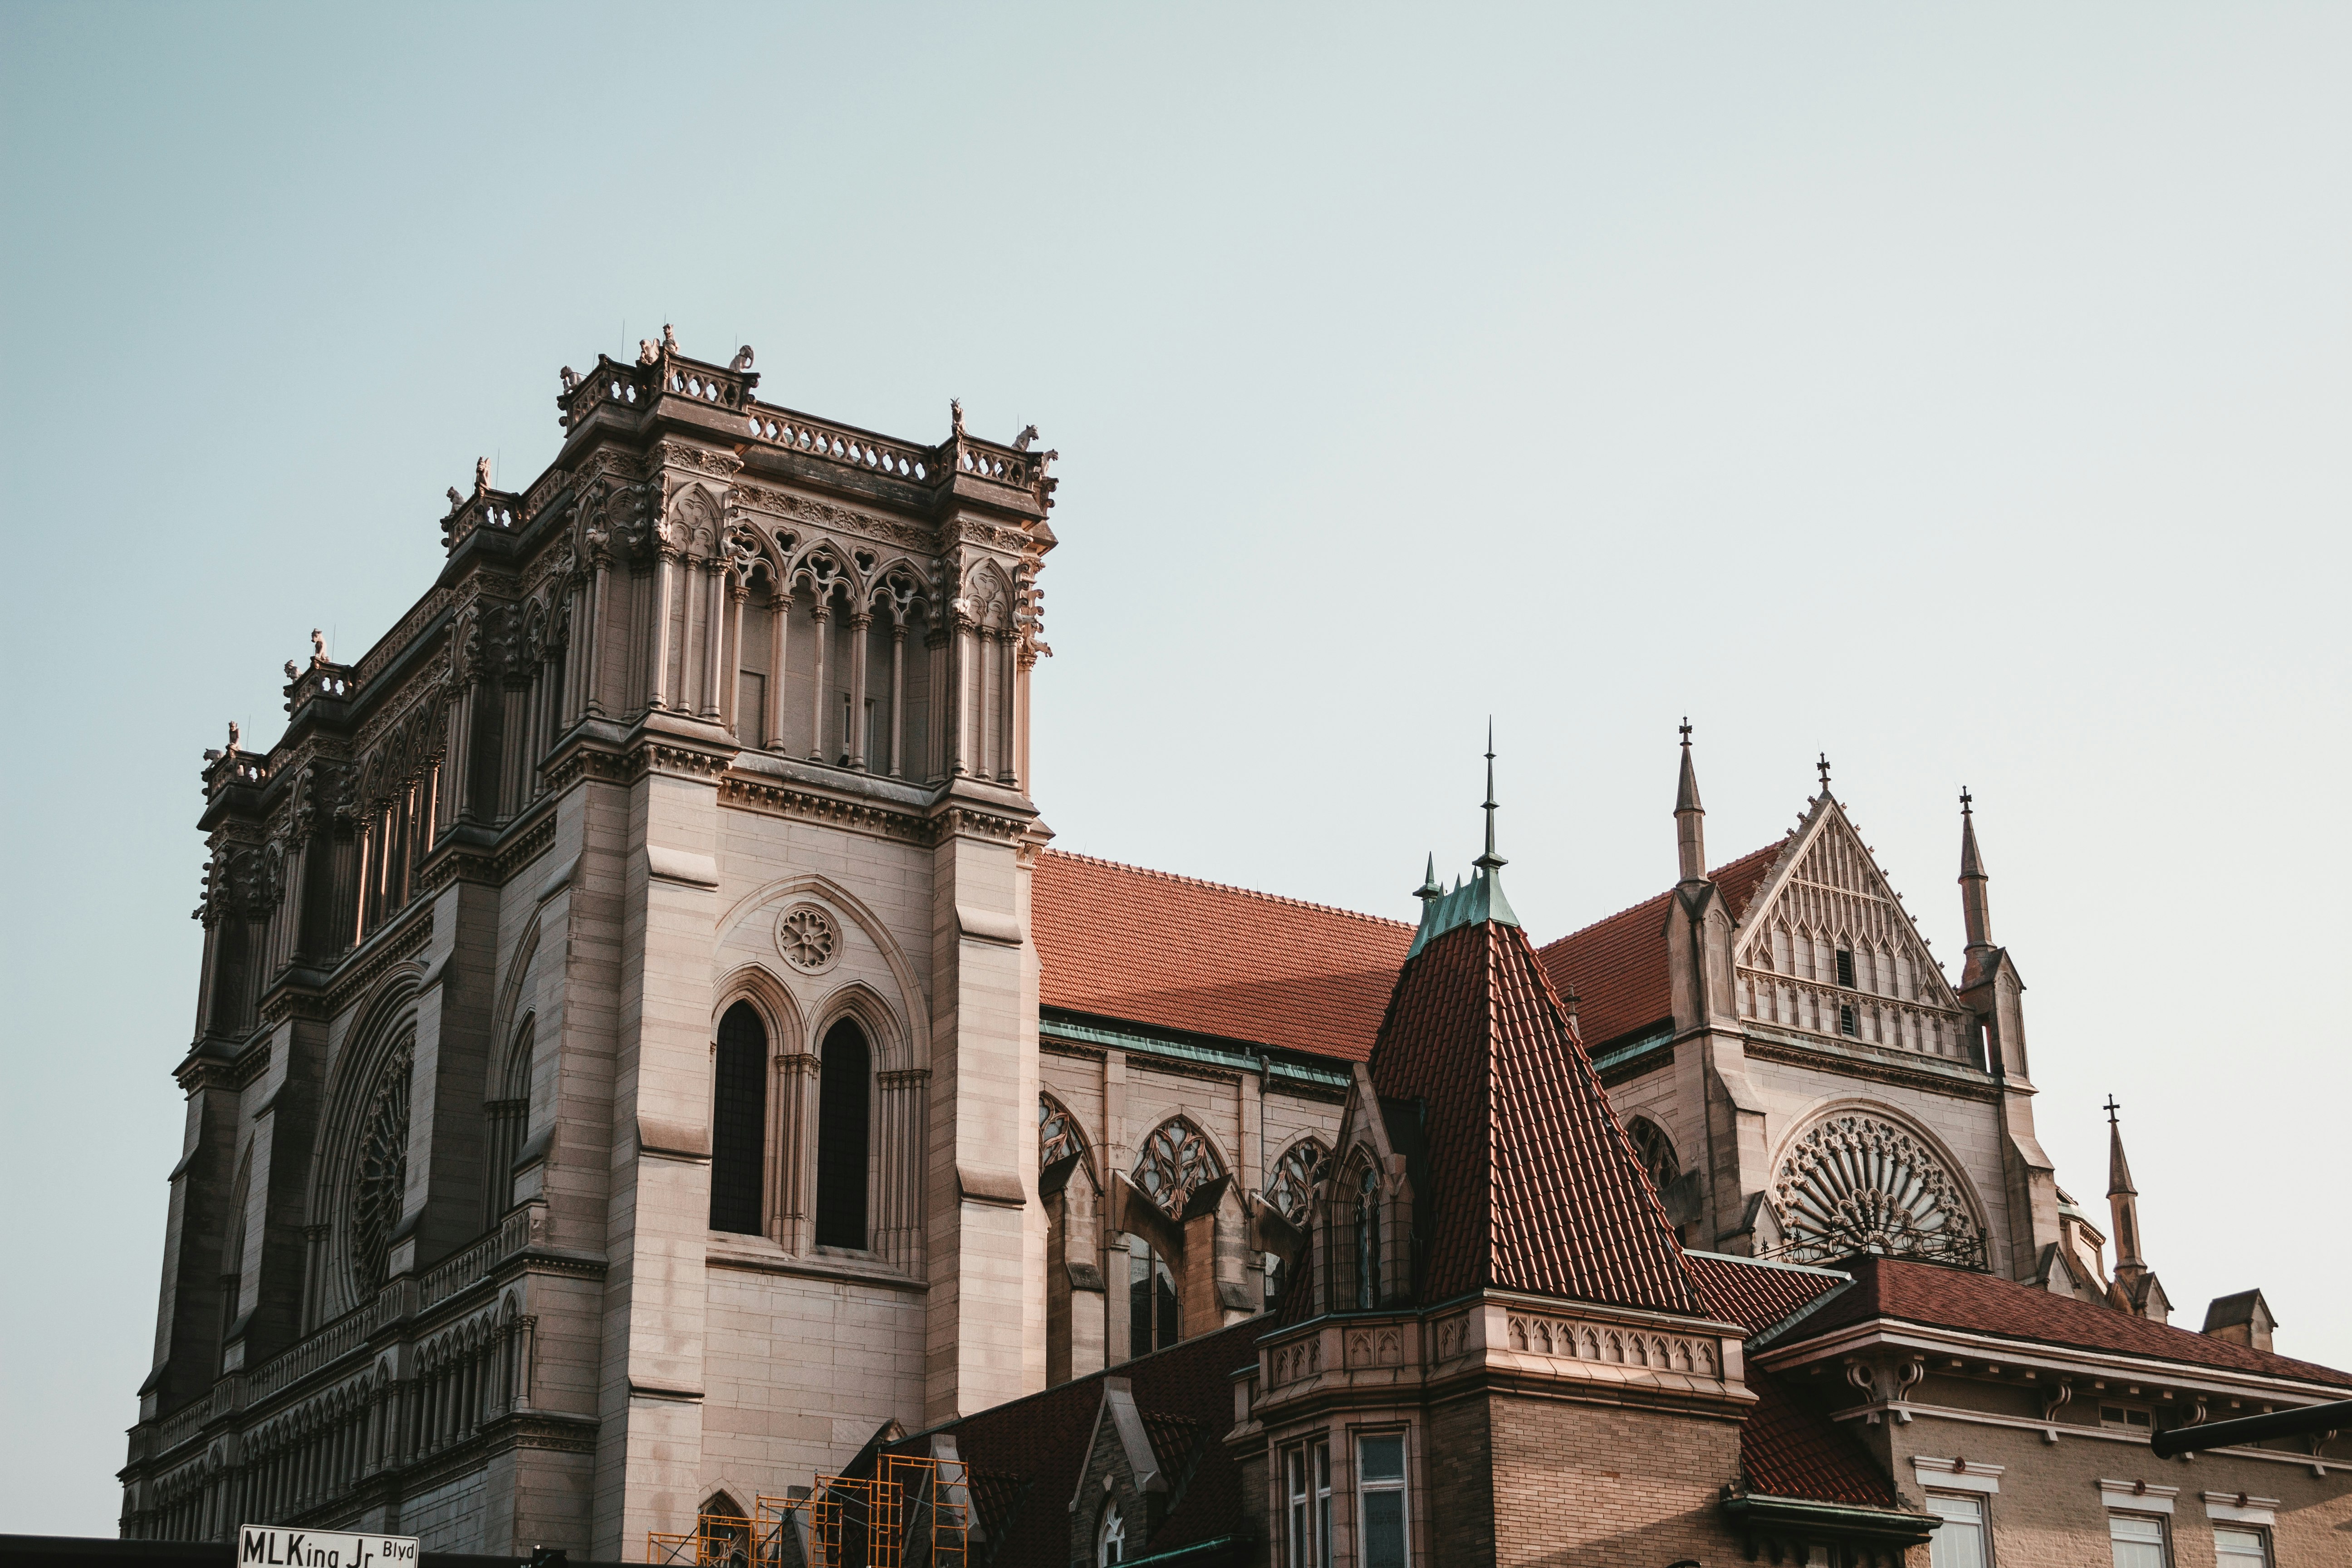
top-left (1033, 849), bottom-right (1414, 1061)
top-left (1688, 1253), bottom-right (1898, 1508)
top-left (1688, 1253), bottom-right (1850, 1338)
top-left (1779, 1257), bottom-right (2352, 1389)
top-left (1536, 843), bottom-right (1784, 1050)
top-left (1368, 918), bottom-right (1703, 1315)
top-left (899, 1319), bottom-right (1259, 1566)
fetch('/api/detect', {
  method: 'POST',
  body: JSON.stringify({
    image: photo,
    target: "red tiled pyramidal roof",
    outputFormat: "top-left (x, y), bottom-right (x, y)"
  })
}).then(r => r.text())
top-left (1782, 1256), bottom-right (2352, 1389)
top-left (1368, 917), bottom-right (1703, 1314)
top-left (1536, 843), bottom-right (1784, 1050)
top-left (1033, 848), bottom-right (1413, 1061)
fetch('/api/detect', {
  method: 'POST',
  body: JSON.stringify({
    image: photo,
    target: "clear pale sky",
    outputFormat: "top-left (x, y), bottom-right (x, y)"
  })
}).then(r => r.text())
top-left (3, 3), bottom-right (2345, 1534)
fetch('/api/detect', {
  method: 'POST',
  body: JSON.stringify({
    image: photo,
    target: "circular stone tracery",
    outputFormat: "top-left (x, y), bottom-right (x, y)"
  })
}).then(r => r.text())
top-left (775, 903), bottom-right (841, 973)
top-left (345, 1035), bottom-right (414, 1298)
top-left (1265, 1138), bottom-right (1327, 1225)
top-left (1770, 1112), bottom-right (1985, 1269)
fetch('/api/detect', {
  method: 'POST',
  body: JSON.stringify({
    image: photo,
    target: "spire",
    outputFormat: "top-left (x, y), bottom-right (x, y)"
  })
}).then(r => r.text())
top-left (2106, 1096), bottom-right (2146, 1278)
top-left (1405, 726), bottom-right (1519, 959)
top-left (1474, 718), bottom-right (1505, 873)
top-left (1959, 787), bottom-right (1993, 952)
top-left (1675, 717), bottom-right (1706, 884)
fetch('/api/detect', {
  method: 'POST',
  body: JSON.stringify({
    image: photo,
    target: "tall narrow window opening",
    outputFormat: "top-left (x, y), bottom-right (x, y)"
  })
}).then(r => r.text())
top-left (1285, 1440), bottom-right (1331, 1568)
top-left (709, 1003), bottom-right (767, 1235)
top-left (1354, 1164), bottom-right (1382, 1310)
top-left (1835, 947), bottom-right (1857, 988)
top-left (1127, 1236), bottom-right (1179, 1356)
top-left (1357, 1433), bottom-right (1409, 1568)
top-left (1926, 1494), bottom-right (1988, 1568)
top-left (814, 1018), bottom-right (871, 1249)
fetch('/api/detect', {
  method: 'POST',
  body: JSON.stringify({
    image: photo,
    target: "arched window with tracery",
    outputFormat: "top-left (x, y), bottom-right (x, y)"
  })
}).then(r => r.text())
top-left (701, 1491), bottom-right (751, 1568)
top-left (710, 1003), bottom-right (766, 1235)
top-left (815, 1018), bottom-right (871, 1249)
top-left (1352, 1161), bottom-right (1383, 1310)
top-left (1097, 1501), bottom-right (1127, 1565)
top-left (1039, 1093), bottom-right (1085, 1171)
top-left (1266, 1138), bottom-right (1326, 1225)
top-left (1131, 1117), bottom-right (1221, 1219)
top-left (1625, 1117), bottom-right (1679, 1199)
top-left (1769, 1112), bottom-right (1986, 1269)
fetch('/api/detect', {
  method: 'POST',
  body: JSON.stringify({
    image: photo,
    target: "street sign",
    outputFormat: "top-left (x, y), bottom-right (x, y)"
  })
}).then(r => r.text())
top-left (236, 1525), bottom-right (421, 1568)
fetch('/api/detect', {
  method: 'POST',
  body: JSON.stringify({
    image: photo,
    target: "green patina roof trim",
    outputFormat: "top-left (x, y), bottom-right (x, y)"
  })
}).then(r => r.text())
top-left (1040, 1009), bottom-right (1355, 1090)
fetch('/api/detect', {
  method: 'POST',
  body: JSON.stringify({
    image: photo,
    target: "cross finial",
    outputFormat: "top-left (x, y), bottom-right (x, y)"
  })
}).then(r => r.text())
top-left (1679, 716), bottom-right (1692, 746)
top-left (1960, 786), bottom-right (1973, 815)
top-left (2103, 1095), bottom-right (2121, 1125)
top-left (1818, 752), bottom-right (1832, 790)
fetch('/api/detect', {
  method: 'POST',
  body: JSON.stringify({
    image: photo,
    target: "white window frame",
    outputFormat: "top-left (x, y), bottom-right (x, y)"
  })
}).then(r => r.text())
top-left (2211, 1524), bottom-right (2271, 1568)
top-left (1284, 1437), bottom-right (1331, 1568)
top-left (1097, 1499), bottom-right (1126, 1565)
top-left (1355, 1431), bottom-right (1411, 1568)
top-left (2106, 1511), bottom-right (2171, 1568)
top-left (1924, 1489), bottom-right (1993, 1568)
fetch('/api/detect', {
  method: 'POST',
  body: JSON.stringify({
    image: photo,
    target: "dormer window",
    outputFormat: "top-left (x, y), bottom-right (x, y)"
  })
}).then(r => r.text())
top-left (1097, 1501), bottom-right (1126, 1565)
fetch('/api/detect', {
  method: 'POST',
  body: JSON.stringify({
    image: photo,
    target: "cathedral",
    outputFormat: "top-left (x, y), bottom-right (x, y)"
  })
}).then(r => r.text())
top-left (122, 342), bottom-right (2350, 1567)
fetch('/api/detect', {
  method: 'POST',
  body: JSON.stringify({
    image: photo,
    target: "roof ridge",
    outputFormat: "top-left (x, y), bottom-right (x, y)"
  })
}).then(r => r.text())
top-left (1537, 841), bottom-right (1780, 952)
top-left (1686, 1250), bottom-right (1853, 1280)
top-left (1040, 848), bottom-right (1413, 931)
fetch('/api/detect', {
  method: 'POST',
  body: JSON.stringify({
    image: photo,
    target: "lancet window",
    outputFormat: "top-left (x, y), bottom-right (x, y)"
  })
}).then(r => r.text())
top-left (814, 1019), bottom-right (872, 1249)
top-left (1266, 1138), bottom-right (1326, 1225)
top-left (709, 1003), bottom-right (767, 1236)
top-left (1625, 1117), bottom-right (1680, 1199)
top-left (484, 1015), bottom-right (535, 1229)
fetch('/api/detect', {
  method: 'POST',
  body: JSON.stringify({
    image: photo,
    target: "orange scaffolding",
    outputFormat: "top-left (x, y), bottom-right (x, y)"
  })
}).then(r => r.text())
top-left (647, 1454), bottom-right (968, 1568)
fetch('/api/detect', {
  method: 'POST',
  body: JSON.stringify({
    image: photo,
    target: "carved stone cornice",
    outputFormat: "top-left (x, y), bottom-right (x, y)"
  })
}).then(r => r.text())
top-left (1742, 1030), bottom-right (2000, 1102)
top-left (722, 775), bottom-right (930, 844)
top-left (318, 907), bottom-right (434, 1021)
top-left (174, 1035), bottom-right (272, 1095)
top-left (652, 438), bottom-right (744, 480)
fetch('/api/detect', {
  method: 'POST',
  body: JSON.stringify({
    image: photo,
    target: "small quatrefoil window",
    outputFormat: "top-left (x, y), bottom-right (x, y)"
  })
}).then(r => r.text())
top-left (776, 903), bottom-right (841, 973)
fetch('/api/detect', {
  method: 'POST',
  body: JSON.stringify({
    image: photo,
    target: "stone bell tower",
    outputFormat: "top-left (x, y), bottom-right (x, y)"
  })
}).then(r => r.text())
top-left (123, 334), bottom-right (1064, 1558)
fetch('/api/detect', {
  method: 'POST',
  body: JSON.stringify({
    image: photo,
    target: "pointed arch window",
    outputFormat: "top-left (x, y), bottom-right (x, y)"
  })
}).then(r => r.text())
top-left (1354, 1161), bottom-right (1383, 1310)
top-left (815, 1018), bottom-right (871, 1249)
top-left (1039, 1093), bottom-right (1084, 1170)
top-left (1625, 1117), bottom-right (1679, 1198)
top-left (710, 1003), bottom-right (767, 1235)
top-left (1266, 1139), bottom-right (1326, 1225)
top-left (485, 1014), bottom-right (534, 1228)
top-left (1132, 1117), bottom-right (1221, 1219)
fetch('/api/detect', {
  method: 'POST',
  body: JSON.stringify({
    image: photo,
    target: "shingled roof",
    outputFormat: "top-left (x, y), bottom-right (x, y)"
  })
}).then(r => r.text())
top-left (1535, 843), bottom-right (1783, 1051)
top-left (1033, 849), bottom-right (1414, 1061)
top-left (1779, 1256), bottom-right (2352, 1390)
top-left (895, 1319), bottom-right (1258, 1566)
top-left (1687, 1254), bottom-right (1896, 1508)
top-left (1367, 916), bottom-right (1703, 1315)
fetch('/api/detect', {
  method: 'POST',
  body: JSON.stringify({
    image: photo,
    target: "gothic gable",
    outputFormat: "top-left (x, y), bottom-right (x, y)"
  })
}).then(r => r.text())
top-left (1731, 797), bottom-right (1975, 1061)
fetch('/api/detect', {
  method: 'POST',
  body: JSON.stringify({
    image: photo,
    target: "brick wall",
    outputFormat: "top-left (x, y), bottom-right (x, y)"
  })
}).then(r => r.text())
top-left (1480, 1394), bottom-right (1743, 1568)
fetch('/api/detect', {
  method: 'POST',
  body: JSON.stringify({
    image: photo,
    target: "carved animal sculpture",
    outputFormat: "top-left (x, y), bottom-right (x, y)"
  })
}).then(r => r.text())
top-left (475, 456), bottom-right (492, 494)
top-left (730, 345), bottom-right (755, 372)
top-left (1013, 425), bottom-right (1039, 452)
top-left (559, 365), bottom-right (578, 392)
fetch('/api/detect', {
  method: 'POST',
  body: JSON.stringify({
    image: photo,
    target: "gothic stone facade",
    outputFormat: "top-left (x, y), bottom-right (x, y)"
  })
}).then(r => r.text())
top-left (123, 350), bottom-right (2352, 1564)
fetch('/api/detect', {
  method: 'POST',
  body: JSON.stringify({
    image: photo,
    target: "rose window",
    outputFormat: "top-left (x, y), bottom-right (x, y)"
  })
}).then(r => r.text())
top-left (1132, 1117), bottom-right (1222, 1219)
top-left (776, 904), bottom-right (840, 972)
top-left (1770, 1112), bottom-right (1985, 1269)
top-left (346, 1038), bottom-right (413, 1297)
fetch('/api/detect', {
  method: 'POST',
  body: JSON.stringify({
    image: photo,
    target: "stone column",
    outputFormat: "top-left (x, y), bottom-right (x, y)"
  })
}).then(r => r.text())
top-left (764, 590), bottom-right (789, 750)
top-left (721, 579), bottom-right (749, 736)
top-left (847, 610), bottom-right (872, 769)
top-left (774, 1051), bottom-right (821, 1254)
top-left (700, 558), bottom-right (726, 720)
top-left (807, 601), bottom-right (831, 761)
top-left (888, 623), bottom-right (908, 778)
top-left (647, 549), bottom-right (677, 711)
